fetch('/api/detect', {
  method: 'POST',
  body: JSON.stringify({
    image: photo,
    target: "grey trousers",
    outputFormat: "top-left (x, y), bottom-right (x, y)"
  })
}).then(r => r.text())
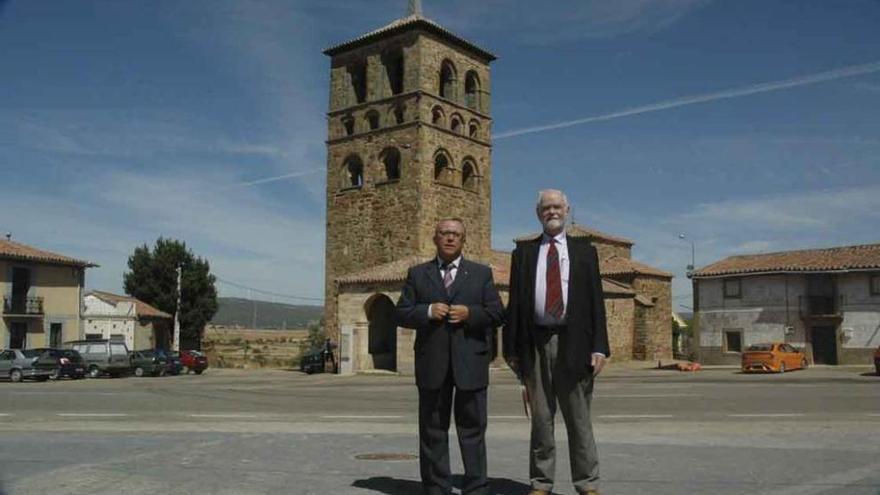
top-left (526, 332), bottom-right (599, 493)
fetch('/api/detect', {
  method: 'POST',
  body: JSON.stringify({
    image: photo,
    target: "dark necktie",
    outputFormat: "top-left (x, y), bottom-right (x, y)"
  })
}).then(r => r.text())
top-left (545, 241), bottom-right (564, 319)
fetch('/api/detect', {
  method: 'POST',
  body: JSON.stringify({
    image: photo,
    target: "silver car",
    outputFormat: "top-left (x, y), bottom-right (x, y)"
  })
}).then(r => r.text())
top-left (0, 349), bottom-right (56, 382)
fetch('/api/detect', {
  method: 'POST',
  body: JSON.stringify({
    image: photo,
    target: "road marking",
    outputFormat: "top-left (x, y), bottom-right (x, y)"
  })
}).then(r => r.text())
top-left (599, 414), bottom-right (674, 419)
top-left (727, 413), bottom-right (805, 418)
top-left (758, 462), bottom-right (880, 495)
top-left (57, 413), bottom-right (130, 417)
top-left (0, 413), bottom-right (11, 417)
top-left (189, 414), bottom-right (262, 419)
top-left (322, 415), bottom-right (403, 419)
top-left (866, 413), bottom-right (880, 417)
top-left (600, 394), bottom-right (700, 398)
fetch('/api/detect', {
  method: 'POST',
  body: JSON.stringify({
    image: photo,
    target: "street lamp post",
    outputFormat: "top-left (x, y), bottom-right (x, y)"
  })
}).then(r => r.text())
top-left (678, 233), bottom-right (695, 277)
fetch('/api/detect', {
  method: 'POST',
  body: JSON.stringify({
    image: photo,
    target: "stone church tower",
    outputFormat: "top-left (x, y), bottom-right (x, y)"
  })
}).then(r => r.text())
top-left (322, 2), bottom-right (497, 349)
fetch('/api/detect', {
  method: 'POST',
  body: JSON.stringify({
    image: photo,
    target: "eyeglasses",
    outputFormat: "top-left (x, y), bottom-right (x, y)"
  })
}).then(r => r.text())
top-left (437, 230), bottom-right (463, 239)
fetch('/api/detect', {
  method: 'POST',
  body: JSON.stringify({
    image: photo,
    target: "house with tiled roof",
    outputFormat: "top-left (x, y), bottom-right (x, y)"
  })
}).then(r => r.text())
top-left (1, 237), bottom-right (96, 349)
top-left (82, 291), bottom-right (173, 351)
top-left (692, 243), bottom-right (880, 365)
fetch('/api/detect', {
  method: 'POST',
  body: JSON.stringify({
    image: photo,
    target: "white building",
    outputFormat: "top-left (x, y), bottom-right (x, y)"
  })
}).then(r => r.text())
top-left (693, 243), bottom-right (880, 365)
top-left (82, 291), bottom-right (172, 350)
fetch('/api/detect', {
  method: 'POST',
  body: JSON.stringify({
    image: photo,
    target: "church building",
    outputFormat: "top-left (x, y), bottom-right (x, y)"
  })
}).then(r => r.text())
top-left (322, 3), bottom-right (672, 374)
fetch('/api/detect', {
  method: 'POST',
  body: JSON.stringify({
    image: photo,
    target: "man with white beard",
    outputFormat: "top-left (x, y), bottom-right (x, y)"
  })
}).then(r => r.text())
top-left (503, 189), bottom-right (610, 495)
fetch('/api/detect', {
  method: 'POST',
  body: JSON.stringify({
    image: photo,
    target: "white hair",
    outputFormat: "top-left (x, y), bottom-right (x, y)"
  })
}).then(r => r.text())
top-left (535, 189), bottom-right (569, 211)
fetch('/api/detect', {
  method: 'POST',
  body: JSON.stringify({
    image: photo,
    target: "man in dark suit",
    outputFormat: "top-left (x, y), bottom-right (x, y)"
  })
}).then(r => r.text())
top-left (503, 190), bottom-right (610, 495)
top-left (396, 218), bottom-right (504, 495)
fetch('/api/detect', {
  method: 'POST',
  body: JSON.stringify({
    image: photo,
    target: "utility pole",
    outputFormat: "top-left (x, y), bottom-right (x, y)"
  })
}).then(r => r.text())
top-left (250, 288), bottom-right (257, 329)
top-left (173, 263), bottom-right (182, 352)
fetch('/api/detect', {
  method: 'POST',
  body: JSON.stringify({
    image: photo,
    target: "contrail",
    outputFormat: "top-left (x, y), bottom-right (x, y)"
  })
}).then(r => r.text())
top-left (218, 168), bottom-right (323, 191)
top-left (495, 60), bottom-right (880, 140)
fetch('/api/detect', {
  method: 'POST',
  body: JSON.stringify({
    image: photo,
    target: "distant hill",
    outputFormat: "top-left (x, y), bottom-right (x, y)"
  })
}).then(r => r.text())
top-left (211, 297), bottom-right (323, 329)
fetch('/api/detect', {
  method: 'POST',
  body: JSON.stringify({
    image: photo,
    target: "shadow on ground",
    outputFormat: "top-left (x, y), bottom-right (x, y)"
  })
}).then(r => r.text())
top-left (353, 475), bottom-right (532, 494)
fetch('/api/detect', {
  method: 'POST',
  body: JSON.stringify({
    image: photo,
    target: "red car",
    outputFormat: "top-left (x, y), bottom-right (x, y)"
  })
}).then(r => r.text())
top-left (179, 350), bottom-right (208, 374)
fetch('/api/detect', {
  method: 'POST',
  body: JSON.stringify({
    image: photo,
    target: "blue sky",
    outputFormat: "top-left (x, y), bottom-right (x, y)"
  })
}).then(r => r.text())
top-left (2, 0), bottom-right (879, 311)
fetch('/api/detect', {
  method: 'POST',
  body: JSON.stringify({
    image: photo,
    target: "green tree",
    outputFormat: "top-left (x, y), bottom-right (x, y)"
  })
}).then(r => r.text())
top-left (299, 317), bottom-right (326, 355)
top-left (124, 238), bottom-right (218, 350)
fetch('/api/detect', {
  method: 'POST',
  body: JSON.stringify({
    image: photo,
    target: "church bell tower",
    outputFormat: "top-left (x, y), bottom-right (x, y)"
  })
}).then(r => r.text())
top-left (322, 2), bottom-right (497, 342)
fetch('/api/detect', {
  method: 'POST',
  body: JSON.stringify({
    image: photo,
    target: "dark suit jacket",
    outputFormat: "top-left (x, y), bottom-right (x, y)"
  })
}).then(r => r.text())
top-left (502, 235), bottom-right (610, 381)
top-left (396, 258), bottom-right (504, 391)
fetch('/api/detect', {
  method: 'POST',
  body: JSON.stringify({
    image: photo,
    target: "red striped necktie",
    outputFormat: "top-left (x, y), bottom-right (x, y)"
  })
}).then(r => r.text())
top-left (545, 240), bottom-right (564, 319)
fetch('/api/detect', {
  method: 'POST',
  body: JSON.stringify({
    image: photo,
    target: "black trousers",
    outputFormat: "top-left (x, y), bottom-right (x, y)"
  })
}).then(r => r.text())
top-left (418, 369), bottom-right (488, 495)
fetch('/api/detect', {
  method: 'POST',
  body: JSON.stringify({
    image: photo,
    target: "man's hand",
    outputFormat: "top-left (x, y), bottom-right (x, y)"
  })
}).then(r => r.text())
top-left (430, 303), bottom-right (450, 321)
top-left (591, 353), bottom-right (607, 376)
top-left (447, 305), bottom-right (470, 323)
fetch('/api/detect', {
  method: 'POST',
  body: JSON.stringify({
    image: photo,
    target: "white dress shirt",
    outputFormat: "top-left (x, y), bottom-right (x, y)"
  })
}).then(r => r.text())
top-left (534, 231), bottom-right (569, 326)
top-left (533, 231), bottom-right (606, 359)
top-left (427, 255), bottom-right (462, 318)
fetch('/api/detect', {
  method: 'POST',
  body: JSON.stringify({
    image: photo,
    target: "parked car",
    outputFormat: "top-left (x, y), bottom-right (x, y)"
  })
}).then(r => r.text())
top-left (33, 348), bottom-right (86, 380)
top-left (0, 349), bottom-right (55, 382)
top-left (129, 350), bottom-right (167, 377)
top-left (741, 342), bottom-right (808, 373)
top-left (156, 349), bottom-right (182, 375)
top-left (65, 339), bottom-right (131, 378)
top-left (874, 345), bottom-right (880, 376)
top-left (179, 350), bottom-right (208, 375)
top-left (300, 350), bottom-right (327, 374)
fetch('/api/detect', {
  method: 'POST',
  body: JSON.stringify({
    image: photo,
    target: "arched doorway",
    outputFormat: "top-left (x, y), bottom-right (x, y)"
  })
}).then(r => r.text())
top-left (365, 294), bottom-right (397, 371)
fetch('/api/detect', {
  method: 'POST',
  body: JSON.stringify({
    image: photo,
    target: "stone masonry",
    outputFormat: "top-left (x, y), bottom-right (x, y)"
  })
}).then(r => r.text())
top-left (323, 15), bottom-right (495, 350)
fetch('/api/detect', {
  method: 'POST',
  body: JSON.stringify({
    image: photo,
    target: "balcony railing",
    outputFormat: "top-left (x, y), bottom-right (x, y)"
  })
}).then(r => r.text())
top-left (799, 295), bottom-right (843, 318)
top-left (2, 295), bottom-right (44, 315)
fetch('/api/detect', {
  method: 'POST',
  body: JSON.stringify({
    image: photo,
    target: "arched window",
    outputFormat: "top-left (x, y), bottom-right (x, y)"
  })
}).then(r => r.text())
top-left (390, 105), bottom-right (405, 125)
top-left (366, 110), bottom-right (380, 131)
top-left (434, 150), bottom-right (453, 185)
top-left (465, 71), bottom-right (480, 110)
top-left (383, 49), bottom-right (405, 96)
top-left (342, 116), bottom-right (355, 136)
top-left (342, 155), bottom-right (364, 189)
top-left (347, 62), bottom-right (367, 105)
top-left (380, 147), bottom-right (401, 182)
top-left (468, 119), bottom-right (481, 139)
top-left (450, 114), bottom-right (463, 134)
top-left (462, 159), bottom-right (479, 192)
top-left (431, 105), bottom-right (445, 126)
top-left (439, 60), bottom-right (457, 100)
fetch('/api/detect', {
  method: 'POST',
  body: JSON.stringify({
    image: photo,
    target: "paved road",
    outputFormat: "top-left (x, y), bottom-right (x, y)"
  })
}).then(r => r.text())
top-left (1, 365), bottom-right (878, 494)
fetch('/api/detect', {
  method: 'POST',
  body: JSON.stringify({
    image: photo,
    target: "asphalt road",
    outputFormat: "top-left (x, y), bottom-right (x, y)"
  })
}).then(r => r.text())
top-left (1, 365), bottom-right (878, 495)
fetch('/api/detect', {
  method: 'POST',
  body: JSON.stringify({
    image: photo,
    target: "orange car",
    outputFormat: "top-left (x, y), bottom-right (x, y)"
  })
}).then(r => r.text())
top-left (741, 343), bottom-right (807, 373)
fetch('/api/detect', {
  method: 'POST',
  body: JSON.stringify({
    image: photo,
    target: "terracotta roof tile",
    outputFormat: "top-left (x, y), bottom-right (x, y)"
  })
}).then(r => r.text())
top-left (324, 15), bottom-right (496, 61)
top-left (603, 278), bottom-right (636, 296)
top-left (693, 243), bottom-right (880, 277)
top-left (0, 239), bottom-right (96, 267)
top-left (601, 255), bottom-right (673, 279)
top-left (515, 223), bottom-right (634, 246)
top-left (88, 291), bottom-right (172, 319)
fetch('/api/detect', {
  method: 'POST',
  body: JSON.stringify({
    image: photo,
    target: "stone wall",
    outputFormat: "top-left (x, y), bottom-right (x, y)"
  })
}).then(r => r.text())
top-left (605, 296), bottom-right (635, 359)
top-left (202, 327), bottom-right (309, 369)
top-left (631, 276), bottom-right (673, 360)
